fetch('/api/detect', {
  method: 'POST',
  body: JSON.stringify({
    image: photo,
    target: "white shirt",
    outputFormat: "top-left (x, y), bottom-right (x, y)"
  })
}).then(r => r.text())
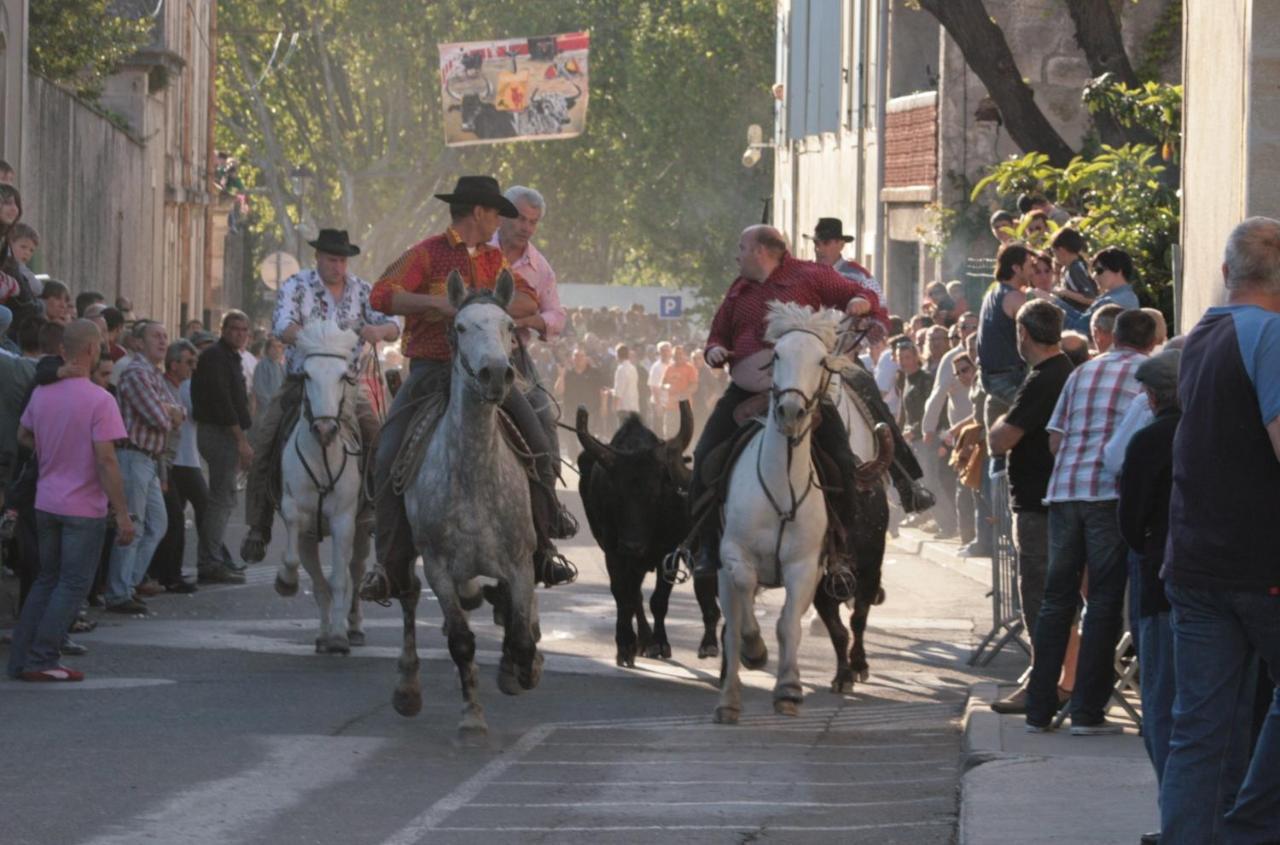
top-left (649, 360), bottom-right (670, 406)
top-left (874, 349), bottom-right (900, 417)
top-left (921, 344), bottom-right (974, 433)
top-left (613, 360), bottom-right (640, 413)
top-left (1103, 392), bottom-right (1154, 479)
top-left (175, 379), bottom-right (200, 469)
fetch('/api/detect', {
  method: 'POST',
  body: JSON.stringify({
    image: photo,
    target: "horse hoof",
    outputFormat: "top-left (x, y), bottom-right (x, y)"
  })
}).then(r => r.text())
top-left (457, 722), bottom-right (488, 744)
top-left (874, 587), bottom-right (886, 606)
top-left (274, 575), bottom-right (298, 597)
top-left (392, 687), bottom-right (422, 717)
top-left (660, 643), bottom-right (672, 659)
top-left (774, 699), bottom-right (800, 717)
top-left (317, 636), bottom-right (349, 655)
top-left (714, 706), bottom-right (740, 725)
top-left (347, 630), bottom-right (366, 647)
top-left (698, 642), bottom-right (720, 660)
top-left (520, 652), bottom-right (543, 691)
top-left (498, 661), bottom-right (523, 696)
top-left (741, 641), bottom-right (768, 671)
top-left (831, 679), bottom-right (855, 694)
top-left (856, 668), bottom-right (870, 683)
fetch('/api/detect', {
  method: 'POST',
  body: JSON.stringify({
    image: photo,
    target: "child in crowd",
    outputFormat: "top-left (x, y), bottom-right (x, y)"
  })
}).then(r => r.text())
top-left (1050, 227), bottom-right (1098, 309)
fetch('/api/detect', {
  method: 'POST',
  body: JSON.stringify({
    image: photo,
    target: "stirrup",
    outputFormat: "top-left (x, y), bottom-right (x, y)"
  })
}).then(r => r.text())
top-left (357, 569), bottom-right (394, 607)
top-left (540, 552), bottom-right (578, 587)
top-left (662, 546), bottom-right (692, 585)
top-left (823, 565), bottom-right (857, 602)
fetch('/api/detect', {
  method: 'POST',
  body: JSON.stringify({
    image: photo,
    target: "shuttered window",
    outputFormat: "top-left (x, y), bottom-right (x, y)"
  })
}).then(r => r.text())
top-left (786, 0), bottom-right (843, 140)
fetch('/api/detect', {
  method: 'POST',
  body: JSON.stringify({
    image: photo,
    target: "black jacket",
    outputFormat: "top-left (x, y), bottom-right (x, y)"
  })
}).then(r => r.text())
top-left (191, 339), bottom-right (251, 430)
top-left (1118, 407), bottom-right (1180, 617)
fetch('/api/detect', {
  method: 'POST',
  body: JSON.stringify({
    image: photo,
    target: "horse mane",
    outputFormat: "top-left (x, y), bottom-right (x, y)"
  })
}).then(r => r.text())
top-left (295, 320), bottom-right (358, 359)
top-left (763, 301), bottom-right (842, 349)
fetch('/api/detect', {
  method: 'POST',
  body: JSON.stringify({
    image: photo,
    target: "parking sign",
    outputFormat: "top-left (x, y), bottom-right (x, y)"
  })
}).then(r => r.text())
top-left (658, 295), bottom-right (683, 319)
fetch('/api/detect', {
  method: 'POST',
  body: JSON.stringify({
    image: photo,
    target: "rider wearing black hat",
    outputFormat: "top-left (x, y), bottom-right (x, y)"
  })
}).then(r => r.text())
top-left (239, 229), bottom-right (401, 564)
top-left (358, 176), bottom-right (578, 604)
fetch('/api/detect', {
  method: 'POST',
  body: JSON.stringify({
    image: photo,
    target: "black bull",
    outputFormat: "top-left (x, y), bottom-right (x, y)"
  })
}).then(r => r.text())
top-left (578, 396), bottom-right (891, 692)
top-left (576, 401), bottom-right (721, 667)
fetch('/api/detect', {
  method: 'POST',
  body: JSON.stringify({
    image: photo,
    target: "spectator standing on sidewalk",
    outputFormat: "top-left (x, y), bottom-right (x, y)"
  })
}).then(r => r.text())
top-left (6, 320), bottom-right (135, 682)
top-left (609, 343), bottom-right (640, 426)
top-left (190, 311), bottom-right (252, 585)
top-left (147, 340), bottom-right (200, 593)
top-left (986, 299), bottom-right (1074, 714)
top-left (103, 321), bottom-right (183, 613)
top-left (1024, 308), bottom-right (1156, 734)
top-left (1159, 217), bottom-right (1280, 845)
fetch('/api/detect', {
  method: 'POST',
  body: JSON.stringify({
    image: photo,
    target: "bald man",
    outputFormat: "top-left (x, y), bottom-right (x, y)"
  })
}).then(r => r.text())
top-left (691, 226), bottom-right (904, 580)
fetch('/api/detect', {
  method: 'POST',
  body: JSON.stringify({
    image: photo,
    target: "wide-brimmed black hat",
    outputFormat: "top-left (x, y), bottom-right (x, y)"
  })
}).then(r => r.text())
top-left (803, 217), bottom-right (854, 243)
top-left (307, 229), bottom-right (361, 257)
top-left (434, 175), bottom-right (519, 218)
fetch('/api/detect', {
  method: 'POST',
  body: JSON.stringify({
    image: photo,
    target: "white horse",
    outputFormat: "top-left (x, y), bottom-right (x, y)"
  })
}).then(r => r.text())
top-left (392, 269), bottom-right (542, 738)
top-left (274, 321), bottom-right (368, 655)
top-left (716, 302), bottom-right (854, 724)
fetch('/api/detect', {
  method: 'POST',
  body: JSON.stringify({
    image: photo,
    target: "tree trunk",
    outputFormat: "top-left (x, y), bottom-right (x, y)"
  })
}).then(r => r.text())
top-left (1061, 0), bottom-right (1151, 147)
top-left (917, 0), bottom-right (1076, 166)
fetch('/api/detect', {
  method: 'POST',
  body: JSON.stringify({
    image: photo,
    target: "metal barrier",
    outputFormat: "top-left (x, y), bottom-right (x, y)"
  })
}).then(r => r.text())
top-left (968, 469), bottom-right (1032, 666)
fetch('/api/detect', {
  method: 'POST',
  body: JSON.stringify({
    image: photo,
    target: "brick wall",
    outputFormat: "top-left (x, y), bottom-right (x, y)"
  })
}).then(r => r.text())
top-left (884, 102), bottom-right (938, 189)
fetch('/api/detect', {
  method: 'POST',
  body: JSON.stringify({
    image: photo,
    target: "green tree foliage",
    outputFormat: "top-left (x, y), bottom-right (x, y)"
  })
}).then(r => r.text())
top-left (30, 0), bottom-right (153, 99)
top-left (216, 0), bottom-right (775, 301)
top-left (970, 81), bottom-right (1182, 316)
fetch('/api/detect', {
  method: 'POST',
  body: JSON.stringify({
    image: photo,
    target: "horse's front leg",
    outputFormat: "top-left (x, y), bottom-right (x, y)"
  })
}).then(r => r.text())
top-left (320, 510), bottom-right (356, 655)
top-left (424, 565), bottom-right (485, 737)
top-left (715, 547), bottom-right (755, 724)
top-left (391, 561), bottom-right (422, 718)
top-left (498, 559), bottom-right (542, 696)
top-left (774, 558), bottom-right (822, 716)
top-left (346, 513), bottom-right (370, 647)
top-left (275, 492), bottom-right (302, 598)
top-left (693, 572), bottom-right (721, 659)
top-left (296, 521), bottom-right (331, 652)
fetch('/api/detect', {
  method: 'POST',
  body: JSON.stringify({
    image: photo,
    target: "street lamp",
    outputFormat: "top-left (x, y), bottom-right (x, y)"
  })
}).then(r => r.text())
top-left (288, 164), bottom-right (313, 261)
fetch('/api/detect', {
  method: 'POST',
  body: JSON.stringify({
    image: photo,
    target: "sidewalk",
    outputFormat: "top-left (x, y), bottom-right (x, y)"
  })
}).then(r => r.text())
top-left (887, 524), bottom-right (992, 586)
top-left (960, 681), bottom-right (1159, 845)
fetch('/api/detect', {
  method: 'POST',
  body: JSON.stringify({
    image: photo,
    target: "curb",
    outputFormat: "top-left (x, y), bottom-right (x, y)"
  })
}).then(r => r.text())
top-left (886, 528), bottom-right (993, 587)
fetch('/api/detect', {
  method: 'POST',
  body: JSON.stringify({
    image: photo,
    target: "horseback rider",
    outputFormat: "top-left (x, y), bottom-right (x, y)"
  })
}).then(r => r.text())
top-left (806, 217), bottom-right (935, 516)
top-left (240, 229), bottom-right (400, 564)
top-left (689, 225), bottom-right (931, 579)
top-left (359, 175), bottom-right (577, 604)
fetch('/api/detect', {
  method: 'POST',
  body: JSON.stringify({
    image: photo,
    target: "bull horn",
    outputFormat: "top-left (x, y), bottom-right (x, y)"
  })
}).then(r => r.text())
top-left (575, 405), bottom-right (614, 465)
top-left (854, 423), bottom-right (895, 488)
top-left (665, 400), bottom-right (694, 454)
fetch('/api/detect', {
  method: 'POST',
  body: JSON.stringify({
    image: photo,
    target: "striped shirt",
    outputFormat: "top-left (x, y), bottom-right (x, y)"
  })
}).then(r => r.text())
top-left (1044, 347), bottom-right (1146, 502)
top-left (117, 355), bottom-right (175, 456)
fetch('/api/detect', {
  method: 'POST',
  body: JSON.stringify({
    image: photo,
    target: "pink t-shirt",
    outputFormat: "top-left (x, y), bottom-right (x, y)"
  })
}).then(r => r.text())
top-left (20, 378), bottom-right (127, 518)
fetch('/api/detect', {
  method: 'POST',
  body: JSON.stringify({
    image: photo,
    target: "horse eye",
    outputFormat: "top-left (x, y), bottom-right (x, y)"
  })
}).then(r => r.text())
top-left (456, 324), bottom-right (467, 333)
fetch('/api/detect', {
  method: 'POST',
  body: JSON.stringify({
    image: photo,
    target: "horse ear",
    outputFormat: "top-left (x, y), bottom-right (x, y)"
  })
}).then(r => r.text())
top-left (493, 269), bottom-right (514, 309)
top-left (446, 270), bottom-right (466, 309)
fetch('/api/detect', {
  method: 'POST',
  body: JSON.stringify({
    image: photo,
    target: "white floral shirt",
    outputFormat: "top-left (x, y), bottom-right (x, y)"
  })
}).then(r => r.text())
top-left (272, 269), bottom-right (397, 375)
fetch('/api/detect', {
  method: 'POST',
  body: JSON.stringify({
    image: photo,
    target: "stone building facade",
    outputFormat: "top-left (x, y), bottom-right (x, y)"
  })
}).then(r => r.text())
top-left (773, 0), bottom-right (1179, 317)
top-left (1179, 0), bottom-right (1280, 330)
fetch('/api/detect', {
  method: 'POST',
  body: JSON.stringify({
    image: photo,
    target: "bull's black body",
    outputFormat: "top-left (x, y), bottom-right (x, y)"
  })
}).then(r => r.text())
top-left (577, 404), bottom-right (720, 667)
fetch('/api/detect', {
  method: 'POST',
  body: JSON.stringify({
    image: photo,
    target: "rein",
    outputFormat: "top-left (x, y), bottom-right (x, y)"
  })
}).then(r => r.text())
top-left (296, 351), bottom-right (362, 538)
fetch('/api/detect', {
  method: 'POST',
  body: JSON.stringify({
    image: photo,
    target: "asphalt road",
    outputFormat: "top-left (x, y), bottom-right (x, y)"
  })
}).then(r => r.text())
top-left (1, 487), bottom-right (1016, 845)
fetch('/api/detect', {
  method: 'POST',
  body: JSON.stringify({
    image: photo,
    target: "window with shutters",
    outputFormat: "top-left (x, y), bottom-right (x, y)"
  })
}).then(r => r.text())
top-left (785, 0), bottom-right (843, 140)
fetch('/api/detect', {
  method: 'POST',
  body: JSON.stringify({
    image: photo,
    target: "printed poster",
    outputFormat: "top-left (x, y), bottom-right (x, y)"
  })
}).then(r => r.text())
top-left (439, 32), bottom-right (590, 147)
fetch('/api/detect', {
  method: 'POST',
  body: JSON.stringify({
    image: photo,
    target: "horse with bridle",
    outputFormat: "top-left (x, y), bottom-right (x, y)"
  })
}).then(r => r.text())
top-left (273, 321), bottom-right (369, 655)
top-left (389, 269), bottom-right (543, 738)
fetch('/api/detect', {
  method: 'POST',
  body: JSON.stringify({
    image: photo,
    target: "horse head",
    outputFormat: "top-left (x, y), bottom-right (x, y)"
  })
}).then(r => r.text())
top-left (447, 268), bottom-right (516, 404)
top-left (296, 321), bottom-right (359, 448)
top-left (763, 302), bottom-right (853, 440)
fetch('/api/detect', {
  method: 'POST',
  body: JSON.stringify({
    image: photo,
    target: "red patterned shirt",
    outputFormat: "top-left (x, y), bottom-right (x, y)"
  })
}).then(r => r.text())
top-left (704, 253), bottom-right (885, 366)
top-left (117, 356), bottom-right (175, 456)
top-left (370, 227), bottom-right (538, 361)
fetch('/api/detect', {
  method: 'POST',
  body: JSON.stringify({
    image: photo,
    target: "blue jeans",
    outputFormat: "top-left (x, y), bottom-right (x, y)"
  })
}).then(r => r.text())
top-left (1161, 584), bottom-right (1278, 845)
top-left (1025, 500), bottom-right (1129, 726)
top-left (1138, 610), bottom-right (1175, 789)
top-left (104, 449), bottom-right (167, 606)
top-left (6, 510), bottom-right (108, 676)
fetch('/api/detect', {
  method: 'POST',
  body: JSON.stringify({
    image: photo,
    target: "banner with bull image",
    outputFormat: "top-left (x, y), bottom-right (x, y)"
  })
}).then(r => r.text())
top-left (438, 31), bottom-right (589, 147)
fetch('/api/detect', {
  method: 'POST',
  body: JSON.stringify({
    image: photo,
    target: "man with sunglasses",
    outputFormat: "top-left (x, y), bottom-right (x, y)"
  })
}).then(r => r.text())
top-left (1062, 247), bottom-right (1142, 335)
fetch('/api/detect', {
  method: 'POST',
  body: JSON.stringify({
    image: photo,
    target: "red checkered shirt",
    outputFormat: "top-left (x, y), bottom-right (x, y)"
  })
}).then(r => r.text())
top-left (117, 355), bottom-right (175, 456)
top-left (370, 227), bottom-right (537, 361)
top-left (1044, 347), bottom-right (1146, 503)
top-left (704, 253), bottom-right (885, 366)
